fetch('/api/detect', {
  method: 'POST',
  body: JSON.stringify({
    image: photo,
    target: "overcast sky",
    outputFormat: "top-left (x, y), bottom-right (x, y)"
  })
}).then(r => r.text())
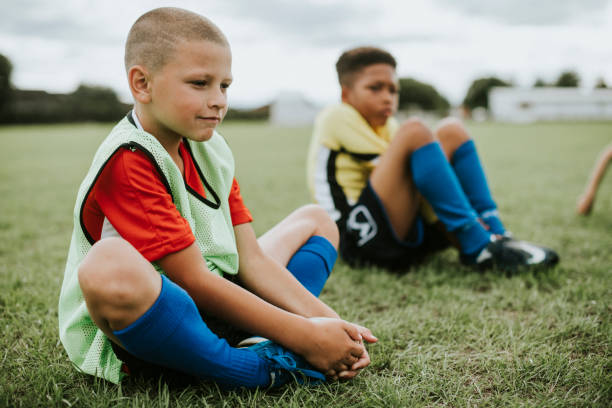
top-left (1, 0), bottom-right (611, 107)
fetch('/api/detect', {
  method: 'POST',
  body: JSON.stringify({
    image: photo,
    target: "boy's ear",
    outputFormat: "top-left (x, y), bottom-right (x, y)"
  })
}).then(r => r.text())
top-left (341, 85), bottom-right (352, 103)
top-left (128, 65), bottom-right (153, 104)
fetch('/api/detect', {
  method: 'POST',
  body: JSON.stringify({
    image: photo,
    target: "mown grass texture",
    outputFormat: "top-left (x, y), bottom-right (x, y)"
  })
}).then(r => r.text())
top-left (0, 120), bottom-right (610, 407)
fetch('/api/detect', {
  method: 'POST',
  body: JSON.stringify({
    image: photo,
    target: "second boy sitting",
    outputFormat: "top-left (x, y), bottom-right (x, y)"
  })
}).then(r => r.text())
top-left (307, 46), bottom-right (559, 272)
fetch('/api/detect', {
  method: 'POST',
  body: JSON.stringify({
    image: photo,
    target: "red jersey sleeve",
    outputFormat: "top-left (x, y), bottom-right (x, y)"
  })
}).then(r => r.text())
top-left (229, 178), bottom-right (253, 226)
top-left (94, 148), bottom-right (195, 261)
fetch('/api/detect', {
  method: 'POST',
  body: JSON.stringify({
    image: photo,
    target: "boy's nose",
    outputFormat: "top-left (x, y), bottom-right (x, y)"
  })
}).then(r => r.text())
top-left (382, 90), bottom-right (394, 103)
top-left (208, 89), bottom-right (227, 109)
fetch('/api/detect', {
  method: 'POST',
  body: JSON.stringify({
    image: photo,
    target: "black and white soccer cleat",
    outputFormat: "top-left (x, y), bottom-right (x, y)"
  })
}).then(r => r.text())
top-left (461, 234), bottom-right (559, 272)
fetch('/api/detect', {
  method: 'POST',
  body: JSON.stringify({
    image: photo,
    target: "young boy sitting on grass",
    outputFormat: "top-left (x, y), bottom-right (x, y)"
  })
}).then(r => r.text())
top-left (307, 46), bottom-right (559, 272)
top-left (58, 8), bottom-right (375, 388)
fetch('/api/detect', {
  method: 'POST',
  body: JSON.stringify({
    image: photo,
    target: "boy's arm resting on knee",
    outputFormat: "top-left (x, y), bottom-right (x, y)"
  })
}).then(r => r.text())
top-left (233, 223), bottom-right (339, 319)
top-left (157, 243), bottom-right (368, 373)
top-left (233, 223), bottom-right (377, 376)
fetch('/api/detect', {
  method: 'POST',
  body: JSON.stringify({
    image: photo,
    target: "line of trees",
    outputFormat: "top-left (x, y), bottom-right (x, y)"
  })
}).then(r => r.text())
top-left (0, 52), bottom-right (271, 124)
top-left (398, 77), bottom-right (450, 115)
top-left (462, 70), bottom-right (608, 111)
top-left (533, 71), bottom-right (607, 89)
top-left (1, 52), bottom-right (609, 123)
top-left (0, 54), bottom-right (12, 121)
top-left (0, 53), bottom-right (131, 124)
top-left (462, 77), bottom-right (511, 112)
top-left (0, 52), bottom-right (454, 123)
top-left (5, 86), bottom-right (132, 124)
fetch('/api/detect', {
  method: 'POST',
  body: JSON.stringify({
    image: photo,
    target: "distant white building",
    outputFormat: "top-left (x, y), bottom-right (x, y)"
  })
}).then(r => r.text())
top-left (269, 91), bottom-right (321, 126)
top-left (489, 87), bottom-right (612, 123)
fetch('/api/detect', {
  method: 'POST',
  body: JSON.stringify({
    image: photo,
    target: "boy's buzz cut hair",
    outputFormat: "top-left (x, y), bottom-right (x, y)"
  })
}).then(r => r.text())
top-left (125, 7), bottom-right (228, 73)
top-left (336, 46), bottom-right (397, 87)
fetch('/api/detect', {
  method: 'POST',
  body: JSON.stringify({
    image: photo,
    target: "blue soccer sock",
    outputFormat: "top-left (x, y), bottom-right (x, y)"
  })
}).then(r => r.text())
top-left (286, 235), bottom-right (337, 297)
top-left (113, 274), bottom-right (271, 388)
top-left (411, 142), bottom-right (491, 255)
top-left (451, 140), bottom-right (506, 235)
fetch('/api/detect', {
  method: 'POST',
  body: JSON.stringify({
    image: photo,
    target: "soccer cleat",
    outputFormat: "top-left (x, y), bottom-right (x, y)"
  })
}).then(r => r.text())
top-left (236, 336), bottom-right (269, 348)
top-left (460, 235), bottom-right (559, 272)
top-left (500, 236), bottom-right (559, 267)
top-left (246, 340), bottom-right (326, 387)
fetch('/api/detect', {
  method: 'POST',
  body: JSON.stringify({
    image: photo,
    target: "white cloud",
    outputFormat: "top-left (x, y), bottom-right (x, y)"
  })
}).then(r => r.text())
top-left (1, 0), bottom-right (611, 107)
top-left (434, 0), bottom-right (609, 25)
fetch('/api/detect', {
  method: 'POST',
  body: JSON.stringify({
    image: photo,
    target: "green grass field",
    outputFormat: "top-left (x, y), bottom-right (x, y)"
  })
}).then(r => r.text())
top-left (0, 120), bottom-right (610, 407)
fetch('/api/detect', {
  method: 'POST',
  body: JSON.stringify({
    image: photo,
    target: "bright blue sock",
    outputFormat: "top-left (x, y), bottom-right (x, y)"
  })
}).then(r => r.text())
top-left (286, 235), bottom-right (337, 297)
top-left (411, 142), bottom-right (490, 255)
top-left (451, 140), bottom-right (506, 235)
top-left (113, 274), bottom-right (271, 388)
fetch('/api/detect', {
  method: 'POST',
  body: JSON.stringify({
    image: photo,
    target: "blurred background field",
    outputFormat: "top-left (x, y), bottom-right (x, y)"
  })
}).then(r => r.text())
top-left (0, 121), bottom-right (610, 407)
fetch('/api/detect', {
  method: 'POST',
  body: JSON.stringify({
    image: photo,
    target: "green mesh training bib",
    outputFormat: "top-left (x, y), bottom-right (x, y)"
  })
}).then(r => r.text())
top-left (58, 117), bottom-right (239, 383)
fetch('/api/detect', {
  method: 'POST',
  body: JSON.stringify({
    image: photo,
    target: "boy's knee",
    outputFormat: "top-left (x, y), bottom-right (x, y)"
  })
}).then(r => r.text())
top-left (436, 117), bottom-right (471, 147)
top-left (78, 238), bottom-right (150, 307)
top-left (395, 118), bottom-right (435, 151)
top-left (435, 118), bottom-right (471, 160)
top-left (300, 204), bottom-right (340, 249)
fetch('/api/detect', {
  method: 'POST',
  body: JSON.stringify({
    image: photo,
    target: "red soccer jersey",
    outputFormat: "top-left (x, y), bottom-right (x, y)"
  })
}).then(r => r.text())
top-left (82, 141), bottom-right (252, 262)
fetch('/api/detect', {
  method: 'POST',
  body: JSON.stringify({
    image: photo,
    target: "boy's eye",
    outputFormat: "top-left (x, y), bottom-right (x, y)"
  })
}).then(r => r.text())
top-left (368, 84), bottom-right (397, 94)
top-left (221, 82), bottom-right (231, 90)
top-left (191, 80), bottom-right (207, 87)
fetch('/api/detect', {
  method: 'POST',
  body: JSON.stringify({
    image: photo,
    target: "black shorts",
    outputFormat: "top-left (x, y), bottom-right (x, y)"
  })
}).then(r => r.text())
top-left (339, 182), bottom-right (451, 271)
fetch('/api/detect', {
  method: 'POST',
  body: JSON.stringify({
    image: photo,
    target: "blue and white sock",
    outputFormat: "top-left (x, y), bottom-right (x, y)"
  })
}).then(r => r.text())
top-left (286, 235), bottom-right (337, 297)
top-left (113, 274), bottom-right (271, 388)
top-left (451, 140), bottom-right (506, 235)
top-left (411, 142), bottom-right (490, 255)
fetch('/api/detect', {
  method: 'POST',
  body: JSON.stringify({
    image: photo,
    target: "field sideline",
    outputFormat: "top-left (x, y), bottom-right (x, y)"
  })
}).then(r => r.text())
top-left (0, 121), bottom-right (610, 407)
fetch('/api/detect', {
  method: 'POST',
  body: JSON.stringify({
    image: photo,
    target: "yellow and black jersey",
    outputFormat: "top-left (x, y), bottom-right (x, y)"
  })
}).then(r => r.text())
top-left (306, 103), bottom-right (399, 223)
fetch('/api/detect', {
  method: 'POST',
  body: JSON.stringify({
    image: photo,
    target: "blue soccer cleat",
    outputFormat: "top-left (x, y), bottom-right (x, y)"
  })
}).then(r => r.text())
top-left (246, 340), bottom-right (326, 387)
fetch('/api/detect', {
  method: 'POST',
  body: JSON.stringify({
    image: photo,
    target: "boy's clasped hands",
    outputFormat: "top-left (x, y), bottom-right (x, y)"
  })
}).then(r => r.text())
top-left (304, 317), bottom-right (377, 380)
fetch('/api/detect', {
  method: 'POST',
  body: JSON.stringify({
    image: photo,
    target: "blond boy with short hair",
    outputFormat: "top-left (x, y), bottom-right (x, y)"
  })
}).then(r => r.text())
top-left (59, 8), bottom-right (375, 388)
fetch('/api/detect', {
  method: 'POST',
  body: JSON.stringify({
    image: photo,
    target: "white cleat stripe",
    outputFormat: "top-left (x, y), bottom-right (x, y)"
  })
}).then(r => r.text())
top-left (506, 240), bottom-right (546, 264)
top-left (476, 248), bottom-right (492, 263)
